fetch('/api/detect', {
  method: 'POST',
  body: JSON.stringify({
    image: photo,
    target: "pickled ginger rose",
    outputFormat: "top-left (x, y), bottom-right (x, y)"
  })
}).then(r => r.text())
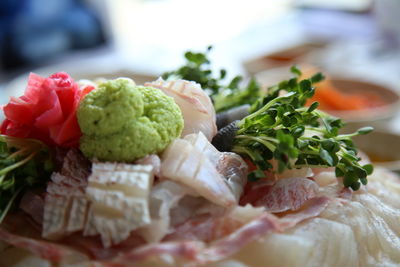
top-left (1, 72), bottom-right (94, 147)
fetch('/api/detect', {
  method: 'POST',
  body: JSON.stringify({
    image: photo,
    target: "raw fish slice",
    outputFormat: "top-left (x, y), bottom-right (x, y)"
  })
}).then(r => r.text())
top-left (240, 177), bottom-right (319, 213)
top-left (289, 218), bottom-right (358, 267)
top-left (42, 149), bottom-right (91, 239)
top-left (137, 180), bottom-right (195, 243)
top-left (136, 154), bottom-right (161, 177)
top-left (232, 217), bottom-right (358, 267)
top-left (320, 194), bottom-right (400, 266)
top-left (0, 227), bottom-right (88, 264)
top-left (216, 152), bottom-right (248, 201)
top-left (19, 191), bottom-right (45, 225)
top-left (161, 138), bottom-right (236, 207)
top-left (185, 132), bottom-right (248, 201)
top-left (165, 205), bottom-right (264, 243)
top-left (112, 198), bottom-right (328, 266)
top-left (184, 132), bottom-right (220, 164)
top-left (85, 162), bottom-right (155, 247)
top-left (366, 167), bottom-right (400, 209)
top-left (107, 241), bottom-right (204, 266)
top-left (146, 78), bottom-right (217, 140)
top-left (42, 194), bottom-right (89, 239)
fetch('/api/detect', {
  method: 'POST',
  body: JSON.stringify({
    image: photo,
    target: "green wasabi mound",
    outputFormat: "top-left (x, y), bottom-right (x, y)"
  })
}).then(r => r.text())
top-left (77, 78), bottom-right (184, 162)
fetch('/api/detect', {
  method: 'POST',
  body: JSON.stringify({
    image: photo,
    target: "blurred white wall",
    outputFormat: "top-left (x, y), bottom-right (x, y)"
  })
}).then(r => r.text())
top-left (100, 0), bottom-right (292, 73)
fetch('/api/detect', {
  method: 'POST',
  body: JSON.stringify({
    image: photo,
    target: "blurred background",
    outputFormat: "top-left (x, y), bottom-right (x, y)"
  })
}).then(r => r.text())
top-left (0, 0), bottom-right (399, 127)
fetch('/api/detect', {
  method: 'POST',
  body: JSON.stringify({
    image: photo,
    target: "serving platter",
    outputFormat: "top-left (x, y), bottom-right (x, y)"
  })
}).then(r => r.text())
top-left (0, 49), bottom-right (400, 266)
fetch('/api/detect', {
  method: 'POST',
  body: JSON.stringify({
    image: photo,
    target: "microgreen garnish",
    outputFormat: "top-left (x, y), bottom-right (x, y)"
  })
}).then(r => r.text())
top-left (0, 135), bottom-right (53, 223)
top-left (232, 67), bottom-right (373, 190)
top-left (162, 46), bottom-right (261, 112)
top-left (166, 49), bottom-right (373, 190)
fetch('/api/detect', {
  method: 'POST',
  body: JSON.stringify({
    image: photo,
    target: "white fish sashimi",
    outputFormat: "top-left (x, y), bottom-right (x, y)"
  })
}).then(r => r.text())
top-left (42, 149), bottom-right (91, 240)
top-left (135, 155), bottom-right (161, 177)
top-left (318, 195), bottom-right (400, 266)
top-left (137, 180), bottom-right (196, 243)
top-left (112, 198), bottom-right (328, 266)
top-left (184, 132), bottom-right (220, 164)
top-left (161, 138), bottom-right (236, 207)
top-left (233, 218), bottom-right (358, 267)
top-left (0, 227), bottom-right (89, 265)
top-left (85, 162), bottom-right (155, 247)
top-left (366, 167), bottom-right (400, 209)
top-left (232, 176), bottom-right (400, 266)
top-left (216, 152), bottom-right (248, 202)
top-left (145, 78), bottom-right (217, 140)
top-left (184, 132), bottom-right (248, 201)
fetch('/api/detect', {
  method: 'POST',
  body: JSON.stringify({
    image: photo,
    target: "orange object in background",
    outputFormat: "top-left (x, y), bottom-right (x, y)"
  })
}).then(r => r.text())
top-left (302, 68), bottom-right (384, 112)
top-left (307, 79), bottom-right (370, 111)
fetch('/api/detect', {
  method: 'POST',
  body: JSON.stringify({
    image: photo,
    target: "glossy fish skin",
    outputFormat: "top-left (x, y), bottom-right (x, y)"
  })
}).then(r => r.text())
top-left (212, 120), bottom-right (239, 152)
top-left (216, 104), bottom-right (250, 129)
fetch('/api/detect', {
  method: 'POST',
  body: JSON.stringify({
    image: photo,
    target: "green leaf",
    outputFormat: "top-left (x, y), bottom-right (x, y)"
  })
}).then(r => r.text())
top-left (310, 72), bottom-right (325, 83)
top-left (288, 78), bottom-right (297, 89)
top-left (357, 127), bottom-right (374, 135)
top-left (227, 76), bottom-right (243, 89)
top-left (299, 79), bottom-right (312, 93)
top-left (220, 69), bottom-right (227, 79)
top-left (290, 65), bottom-right (302, 77)
top-left (321, 139), bottom-right (335, 151)
top-left (350, 181), bottom-right (361, 191)
top-left (362, 164), bottom-right (374, 175)
top-left (360, 178), bottom-right (368, 185)
top-left (353, 165), bottom-right (367, 179)
top-left (307, 102), bottom-right (319, 112)
top-left (319, 148), bottom-right (334, 166)
top-left (291, 126), bottom-right (305, 138)
top-left (304, 87), bottom-right (315, 98)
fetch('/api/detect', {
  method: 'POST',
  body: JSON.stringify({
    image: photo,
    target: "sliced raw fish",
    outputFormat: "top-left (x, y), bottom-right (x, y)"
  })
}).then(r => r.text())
top-left (0, 227), bottom-right (88, 264)
top-left (216, 152), bottom-right (248, 201)
top-left (161, 137), bottom-right (236, 207)
top-left (135, 154), bottom-right (161, 177)
top-left (42, 149), bottom-right (91, 239)
top-left (85, 162), bottom-right (155, 247)
top-left (240, 177), bottom-right (319, 213)
top-left (137, 180), bottom-right (196, 243)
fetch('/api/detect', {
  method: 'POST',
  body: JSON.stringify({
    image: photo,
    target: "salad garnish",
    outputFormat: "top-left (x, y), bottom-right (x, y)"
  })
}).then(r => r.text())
top-left (165, 51), bottom-right (374, 190)
top-left (0, 135), bottom-right (53, 223)
top-left (162, 46), bottom-right (262, 113)
top-left (233, 67), bottom-right (373, 190)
